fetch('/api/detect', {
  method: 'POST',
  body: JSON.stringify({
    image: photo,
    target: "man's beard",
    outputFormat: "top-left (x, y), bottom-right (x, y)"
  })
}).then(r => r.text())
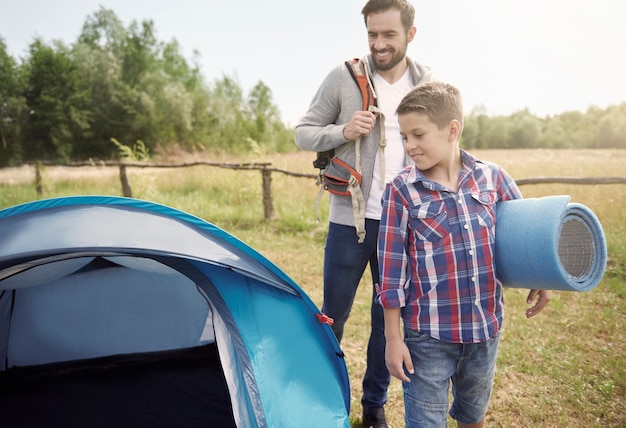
top-left (371, 44), bottom-right (408, 71)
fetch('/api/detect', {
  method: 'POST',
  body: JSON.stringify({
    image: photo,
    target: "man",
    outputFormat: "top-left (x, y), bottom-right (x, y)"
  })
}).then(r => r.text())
top-left (295, 1), bottom-right (432, 426)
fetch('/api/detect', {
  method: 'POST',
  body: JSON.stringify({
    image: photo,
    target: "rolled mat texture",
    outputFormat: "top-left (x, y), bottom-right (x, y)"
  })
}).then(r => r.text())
top-left (495, 195), bottom-right (607, 292)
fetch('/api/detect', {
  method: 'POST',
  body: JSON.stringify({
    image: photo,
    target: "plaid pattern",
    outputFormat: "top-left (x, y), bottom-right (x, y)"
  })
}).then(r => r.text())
top-left (377, 150), bottom-right (521, 343)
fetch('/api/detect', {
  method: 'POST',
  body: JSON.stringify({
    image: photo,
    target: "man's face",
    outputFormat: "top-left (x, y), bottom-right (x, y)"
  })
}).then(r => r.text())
top-left (366, 8), bottom-right (415, 72)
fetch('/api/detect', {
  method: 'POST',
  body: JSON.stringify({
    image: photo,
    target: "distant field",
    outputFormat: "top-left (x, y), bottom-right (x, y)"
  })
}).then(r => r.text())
top-left (1, 149), bottom-right (624, 427)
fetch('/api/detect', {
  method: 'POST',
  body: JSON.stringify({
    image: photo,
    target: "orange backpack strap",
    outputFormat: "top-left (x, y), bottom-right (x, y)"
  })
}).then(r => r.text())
top-left (345, 58), bottom-right (377, 111)
top-left (344, 58), bottom-right (386, 190)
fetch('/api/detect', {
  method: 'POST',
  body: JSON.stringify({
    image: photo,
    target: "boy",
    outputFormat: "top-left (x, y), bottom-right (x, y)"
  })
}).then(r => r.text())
top-left (376, 81), bottom-right (550, 427)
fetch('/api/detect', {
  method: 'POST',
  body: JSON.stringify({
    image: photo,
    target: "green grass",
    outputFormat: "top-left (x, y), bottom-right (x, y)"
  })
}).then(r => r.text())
top-left (1, 149), bottom-right (625, 427)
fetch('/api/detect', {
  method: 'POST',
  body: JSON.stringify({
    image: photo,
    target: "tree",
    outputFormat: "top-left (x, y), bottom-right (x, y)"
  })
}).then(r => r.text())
top-left (142, 39), bottom-right (208, 149)
top-left (22, 39), bottom-right (86, 162)
top-left (74, 7), bottom-right (151, 159)
top-left (595, 104), bottom-right (626, 148)
top-left (553, 110), bottom-right (595, 149)
top-left (542, 116), bottom-right (569, 149)
top-left (477, 115), bottom-right (512, 149)
top-left (7, 6), bottom-right (624, 161)
top-left (2, 8), bottom-right (294, 160)
top-left (73, 9), bottom-right (214, 156)
top-left (78, 7), bottom-right (127, 57)
top-left (507, 110), bottom-right (544, 148)
top-left (247, 81), bottom-right (284, 147)
top-left (204, 74), bottom-right (248, 152)
top-left (462, 105), bottom-right (498, 149)
top-left (70, 40), bottom-right (125, 159)
top-left (0, 38), bottom-right (27, 165)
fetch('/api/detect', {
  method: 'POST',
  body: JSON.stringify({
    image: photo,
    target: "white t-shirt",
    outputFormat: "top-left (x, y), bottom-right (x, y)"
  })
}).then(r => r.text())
top-left (365, 69), bottom-right (412, 220)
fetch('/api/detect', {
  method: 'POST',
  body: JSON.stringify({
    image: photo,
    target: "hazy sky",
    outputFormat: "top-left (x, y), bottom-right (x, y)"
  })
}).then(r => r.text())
top-left (1, 0), bottom-right (625, 125)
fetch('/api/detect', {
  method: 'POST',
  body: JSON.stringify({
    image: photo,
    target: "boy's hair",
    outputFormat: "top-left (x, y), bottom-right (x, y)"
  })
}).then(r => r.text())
top-left (361, 0), bottom-right (415, 33)
top-left (396, 81), bottom-right (464, 130)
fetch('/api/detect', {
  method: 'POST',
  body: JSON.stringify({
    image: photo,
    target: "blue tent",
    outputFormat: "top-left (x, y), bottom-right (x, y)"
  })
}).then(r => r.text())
top-left (0, 196), bottom-right (350, 428)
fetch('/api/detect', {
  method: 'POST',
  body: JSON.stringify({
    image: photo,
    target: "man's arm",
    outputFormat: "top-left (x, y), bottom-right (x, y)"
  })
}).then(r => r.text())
top-left (294, 65), bottom-right (346, 152)
top-left (295, 63), bottom-right (370, 153)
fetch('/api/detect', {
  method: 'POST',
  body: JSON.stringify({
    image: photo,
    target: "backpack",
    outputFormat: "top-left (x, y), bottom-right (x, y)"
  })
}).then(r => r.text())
top-left (314, 57), bottom-right (386, 243)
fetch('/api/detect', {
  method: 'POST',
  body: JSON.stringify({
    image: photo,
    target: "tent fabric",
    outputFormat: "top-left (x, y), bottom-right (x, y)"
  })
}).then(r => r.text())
top-left (0, 196), bottom-right (292, 292)
top-left (8, 262), bottom-right (211, 366)
top-left (495, 195), bottom-right (607, 292)
top-left (0, 196), bottom-right (350, 428)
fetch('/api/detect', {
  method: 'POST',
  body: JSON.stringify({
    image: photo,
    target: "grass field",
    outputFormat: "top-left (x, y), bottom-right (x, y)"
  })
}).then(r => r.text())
top-left (1, 149), bottom-right (625, 427)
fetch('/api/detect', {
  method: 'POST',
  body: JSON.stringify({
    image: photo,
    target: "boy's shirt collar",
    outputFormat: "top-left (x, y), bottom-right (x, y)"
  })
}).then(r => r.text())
top-left (407, 149), bottom-right (476, 191)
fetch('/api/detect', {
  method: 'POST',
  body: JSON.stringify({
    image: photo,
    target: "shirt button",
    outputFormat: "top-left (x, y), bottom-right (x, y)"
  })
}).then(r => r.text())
top-left (469, 250), bottom-right (474, 256)
top-left (464, 224), bottom-right (469, 230)
top-left (458, 199), bottom-right (463, 204)
top-left (471, 277), bottom-right (476, 282)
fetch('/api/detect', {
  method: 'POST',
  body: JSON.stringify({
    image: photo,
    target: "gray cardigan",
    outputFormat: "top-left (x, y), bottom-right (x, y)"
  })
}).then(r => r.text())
top-left (295, 55), bottom-right (433, 227)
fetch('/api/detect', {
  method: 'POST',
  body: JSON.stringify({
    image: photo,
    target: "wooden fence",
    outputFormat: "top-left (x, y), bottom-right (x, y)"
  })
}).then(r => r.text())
top-left (27, 161), bottom-right (626, 220)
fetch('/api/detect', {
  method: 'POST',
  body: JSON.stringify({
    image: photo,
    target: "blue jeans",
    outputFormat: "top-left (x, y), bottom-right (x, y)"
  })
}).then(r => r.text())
top-left (322, 220), bottom-right (389, 410)
top-left (403, 328), bottom-right (500, 427)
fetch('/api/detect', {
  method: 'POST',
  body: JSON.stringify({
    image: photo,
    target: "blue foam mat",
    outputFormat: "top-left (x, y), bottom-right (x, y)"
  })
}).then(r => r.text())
top-left (495, 195), bottom-right (607, 292)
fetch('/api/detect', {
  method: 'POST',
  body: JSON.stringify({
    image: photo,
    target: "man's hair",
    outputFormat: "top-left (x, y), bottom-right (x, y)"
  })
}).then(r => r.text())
top-left (361, 0), bottom-right (415, 33)
top-left (396, 82), bottom-right (464, 130)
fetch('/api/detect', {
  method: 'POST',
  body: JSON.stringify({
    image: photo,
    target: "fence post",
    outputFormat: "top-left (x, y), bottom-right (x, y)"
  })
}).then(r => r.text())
top-left (261, 167), bottom-right (275, 220)
top-left (119, 164), bottom-right (133, 197)
top-left (35, 163), bottom-right (43, 197)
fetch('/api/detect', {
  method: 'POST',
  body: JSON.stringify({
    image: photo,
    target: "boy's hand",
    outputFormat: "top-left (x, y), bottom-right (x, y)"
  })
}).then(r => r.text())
top-left (525, 289), bottom-right (551, 318)
top-left (385, 337), bottom-right (414, 382)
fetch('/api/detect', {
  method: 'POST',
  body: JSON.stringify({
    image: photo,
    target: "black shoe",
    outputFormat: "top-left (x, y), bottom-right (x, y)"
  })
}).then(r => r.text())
top-left (362, 407), bottom-right (389, 428)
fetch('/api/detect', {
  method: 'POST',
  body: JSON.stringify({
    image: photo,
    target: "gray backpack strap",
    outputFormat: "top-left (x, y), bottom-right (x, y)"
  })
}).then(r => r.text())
top-left (314, 57), bottom-right (381, 243)
top-left (347, 165), bottom-right (366, 243)
top-left (349, 136), bottom-right (365, 243)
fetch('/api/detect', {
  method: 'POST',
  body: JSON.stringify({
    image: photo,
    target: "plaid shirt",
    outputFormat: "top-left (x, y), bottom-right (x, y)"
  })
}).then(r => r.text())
top-left (376, 150), bottom-right (522, 343)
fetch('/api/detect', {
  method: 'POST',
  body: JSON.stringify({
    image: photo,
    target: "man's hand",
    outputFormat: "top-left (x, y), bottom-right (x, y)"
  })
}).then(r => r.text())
top-left (342, 111), bottom-right (377, 141)
top-left (525, 289), bottom-right (551, 318)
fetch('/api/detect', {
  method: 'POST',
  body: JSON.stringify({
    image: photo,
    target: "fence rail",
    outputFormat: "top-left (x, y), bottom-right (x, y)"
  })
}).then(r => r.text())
top-left (514, 176), bottom-right (626, 186)
top-left (18, 162), bottom-right (626, 220)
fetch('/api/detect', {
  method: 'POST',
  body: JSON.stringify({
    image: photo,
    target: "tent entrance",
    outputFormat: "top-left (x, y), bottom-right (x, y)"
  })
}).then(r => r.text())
top-left (0, 343), bottom-right (237, 428)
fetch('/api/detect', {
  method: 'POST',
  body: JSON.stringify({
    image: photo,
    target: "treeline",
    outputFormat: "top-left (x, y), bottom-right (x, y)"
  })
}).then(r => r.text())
top-left (0, 7), bottom-right (293, 167)
top-left (462, 104), bottom-right (626, 150)
top-left (1, 8), bottom-right (625, 168)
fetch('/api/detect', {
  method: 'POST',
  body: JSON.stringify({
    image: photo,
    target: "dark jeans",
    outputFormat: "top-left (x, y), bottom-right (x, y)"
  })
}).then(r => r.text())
top-left (322, 220), bottom-right (389, 410)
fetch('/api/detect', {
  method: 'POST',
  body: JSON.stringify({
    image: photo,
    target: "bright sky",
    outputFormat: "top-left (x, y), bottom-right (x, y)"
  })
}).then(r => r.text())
top-left (1, 0), bottom-right (625, 125)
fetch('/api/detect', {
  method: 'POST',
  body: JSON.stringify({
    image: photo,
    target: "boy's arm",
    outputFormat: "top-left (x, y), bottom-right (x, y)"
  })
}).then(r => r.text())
top-left (525, 289), bottom-right (551, 318)
top-left (495, 165), bottom-right (552, 317)
top-left (378, 180), bottom-right (413, 381)
top-left (383, 307), bottom-right (413, 382)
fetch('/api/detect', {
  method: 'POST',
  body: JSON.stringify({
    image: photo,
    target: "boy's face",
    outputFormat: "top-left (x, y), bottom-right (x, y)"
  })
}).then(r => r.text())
top-left (398, 112), bottom-right (455, 171)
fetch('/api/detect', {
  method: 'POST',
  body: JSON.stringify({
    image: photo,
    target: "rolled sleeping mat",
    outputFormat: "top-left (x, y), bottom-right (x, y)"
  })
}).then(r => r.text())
top-left (495, 195), bottom-right (607, 292)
